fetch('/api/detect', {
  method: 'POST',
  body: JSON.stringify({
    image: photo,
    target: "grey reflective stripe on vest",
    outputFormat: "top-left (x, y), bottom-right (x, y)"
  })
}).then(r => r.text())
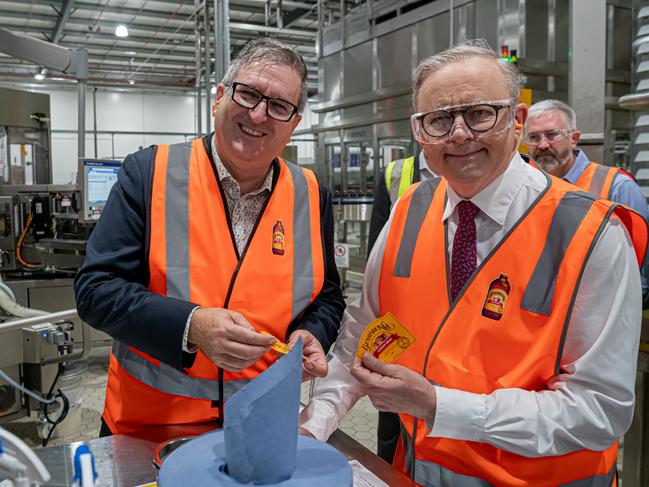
top-left (112, 340), bottom-right (250, 400)
top-left (560, 465), bottom-right (616, 487)
top-left (521, 192), bottom-right (595, 315)
top-left (393, 178), bottom-right (441, 278)
top-left (165, 141), bottom-right (192, 300)
top-left (112, 141), bottom-right (249, 401)
top-left (401, 425), bottom-right (615, 487)
top-left (285, 162), bottom-right (315, 321)
top-left (389, 159), bottom-right (406, 207)
top-left (400, 428), bottom-right (492, 486)
top-left (588, 164), bottom-right (611, 198)
top-left (400, 426), bottom-right (415, 476)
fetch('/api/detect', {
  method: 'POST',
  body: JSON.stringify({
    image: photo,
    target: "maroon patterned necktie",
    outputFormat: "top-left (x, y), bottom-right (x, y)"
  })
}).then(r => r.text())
top-left (450, 200), bottom-right (480, 301)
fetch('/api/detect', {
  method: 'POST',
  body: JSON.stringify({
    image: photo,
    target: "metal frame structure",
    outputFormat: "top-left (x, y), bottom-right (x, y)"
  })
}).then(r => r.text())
top-left (0, 27), bottom-right (88, 159)
top-left (0, 1), bottom-right (358, 93)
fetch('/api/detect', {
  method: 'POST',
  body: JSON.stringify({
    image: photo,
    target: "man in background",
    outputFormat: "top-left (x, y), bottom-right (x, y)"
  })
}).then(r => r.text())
top-left (527, 98), bottom-right (649, 300)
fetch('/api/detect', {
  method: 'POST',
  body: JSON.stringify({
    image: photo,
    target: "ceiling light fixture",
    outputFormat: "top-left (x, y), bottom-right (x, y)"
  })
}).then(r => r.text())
top-left (128, 79), bottom-right (135, 85)
top-left (34, 67), bottom-right (47, 81)
top-left (115, 25), bottom-right (129, 38)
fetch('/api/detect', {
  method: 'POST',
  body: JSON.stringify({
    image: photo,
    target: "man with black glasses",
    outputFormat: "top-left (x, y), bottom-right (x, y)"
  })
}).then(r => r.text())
top-left (75, 38), bottom-right (345, 436)
top-left (300, 41), bottom-right (647, 486)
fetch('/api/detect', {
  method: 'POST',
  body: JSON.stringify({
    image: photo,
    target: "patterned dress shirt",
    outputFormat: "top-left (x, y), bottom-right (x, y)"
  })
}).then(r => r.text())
top-left (211, 137), bottom-right (274, 254)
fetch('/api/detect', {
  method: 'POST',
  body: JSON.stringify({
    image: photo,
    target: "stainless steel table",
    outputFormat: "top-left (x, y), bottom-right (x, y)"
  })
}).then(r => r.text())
top-left (35, 424), bottom-right (414, 486)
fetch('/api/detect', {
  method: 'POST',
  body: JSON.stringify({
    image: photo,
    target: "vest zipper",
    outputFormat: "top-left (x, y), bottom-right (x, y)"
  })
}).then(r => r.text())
top-left (204, 138), bottom-right (280, 423)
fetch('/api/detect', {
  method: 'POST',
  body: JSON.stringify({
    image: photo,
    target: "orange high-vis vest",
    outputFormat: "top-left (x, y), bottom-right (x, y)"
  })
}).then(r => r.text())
top-left (575, 161), bottom-right (622, 199)
top-left (103, 139), bottom-right (325, 434)
top-left (379, 175), bottom-right (647, 486)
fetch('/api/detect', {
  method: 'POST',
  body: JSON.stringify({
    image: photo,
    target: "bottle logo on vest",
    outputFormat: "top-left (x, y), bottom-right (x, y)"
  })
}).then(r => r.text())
top-left (272, 219), bottom-right (285, 255)
top-left (482, 273), bottom-right (510, 321)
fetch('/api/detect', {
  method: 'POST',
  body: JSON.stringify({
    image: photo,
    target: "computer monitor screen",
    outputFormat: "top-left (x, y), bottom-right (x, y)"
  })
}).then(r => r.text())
top-left (81, 159), bottom-right (121, 222)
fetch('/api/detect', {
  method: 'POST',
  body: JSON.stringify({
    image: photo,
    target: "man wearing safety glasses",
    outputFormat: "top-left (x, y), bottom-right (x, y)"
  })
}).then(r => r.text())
top-left (526, 99), bottom-right (646, 210)
top-left (300, 40), bottom-right (647, 486)
top-left (526, 99), bottom-right (649, 305)
top-left (75, 38), bottom-right (345, 435)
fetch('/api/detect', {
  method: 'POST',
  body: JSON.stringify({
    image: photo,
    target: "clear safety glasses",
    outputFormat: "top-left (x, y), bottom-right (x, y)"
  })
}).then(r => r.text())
top-left (411, 98), bottom-right (516, 145)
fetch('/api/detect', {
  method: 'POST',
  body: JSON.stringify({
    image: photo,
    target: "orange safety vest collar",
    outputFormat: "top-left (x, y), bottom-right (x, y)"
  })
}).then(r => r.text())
top-left (379, 175), bottom-right (647, 486)
top-left (103, 139), bottom-right (325, 434)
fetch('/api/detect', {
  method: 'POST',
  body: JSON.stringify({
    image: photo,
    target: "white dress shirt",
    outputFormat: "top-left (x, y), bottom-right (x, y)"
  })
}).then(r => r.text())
top-left (418, 151), bottom-right (436, 181)
top-left (300, 153), bottom-right (642, 458)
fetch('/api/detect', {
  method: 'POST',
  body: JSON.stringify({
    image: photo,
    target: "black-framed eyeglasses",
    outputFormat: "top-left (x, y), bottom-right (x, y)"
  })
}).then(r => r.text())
top-left (525, 128), bottom-right (571, 146)
top-left (411, 98), bottom-right (516, 141)
top-left (226, 82), bottom-right (299, 122)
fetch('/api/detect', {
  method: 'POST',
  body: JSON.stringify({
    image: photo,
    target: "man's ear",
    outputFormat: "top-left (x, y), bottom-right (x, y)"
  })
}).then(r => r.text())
top-left (571, 130), bottom-right (581, 148)
top-left (514, 103), bottom-right (528, 136)
top-left (212, 84), bottom-right (226, 116)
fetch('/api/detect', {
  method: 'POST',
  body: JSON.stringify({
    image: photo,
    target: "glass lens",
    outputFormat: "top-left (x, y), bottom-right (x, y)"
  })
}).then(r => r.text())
top-left (267, 99), bottom-right (294, 120)
top-left (464, 105), bottom-right (498, 131)
top-left (545, 129), bottom-right (567, 141)
top-left (526, 129), bottom-right (567, 145)
top-left (233, 84), bottom-right (261, 108)
top-left (421, 111), bottom-right (454, 137)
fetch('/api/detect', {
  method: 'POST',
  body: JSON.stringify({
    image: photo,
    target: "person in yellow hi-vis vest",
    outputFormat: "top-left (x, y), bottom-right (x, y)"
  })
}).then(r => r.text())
top-left (300, 40), bottom-right (647, 486)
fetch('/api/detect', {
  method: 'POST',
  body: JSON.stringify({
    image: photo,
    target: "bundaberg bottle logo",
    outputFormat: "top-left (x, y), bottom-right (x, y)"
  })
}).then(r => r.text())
top-left (482, 273), bottom-right (510, 321)
top-left (272, 219), bottom-right (285, 255)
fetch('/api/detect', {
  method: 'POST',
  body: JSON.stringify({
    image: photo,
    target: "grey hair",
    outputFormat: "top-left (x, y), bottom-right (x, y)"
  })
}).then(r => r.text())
top-left (222, 37), bottom-right (308, 113)
top-left (412, 39), bottom-right (522, 108)
top-left (527, 99), bottom-right (577, 131)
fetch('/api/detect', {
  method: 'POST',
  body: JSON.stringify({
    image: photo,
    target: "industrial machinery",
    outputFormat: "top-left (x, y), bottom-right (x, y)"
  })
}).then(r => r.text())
top-left (0, 166), bottom-right (116, 437)
top-left (0, 31), bottom-right (116, 444)
top-left (0, 309), bottom-right (90, 447)
top-left (0, 426), bottom-right (50, 486)
top-left (0, 87), bottom-right (120, 277)
top-left (0, 158), bottom-right (121, 276)
top-left (0, 91), bottom-right (117, 441)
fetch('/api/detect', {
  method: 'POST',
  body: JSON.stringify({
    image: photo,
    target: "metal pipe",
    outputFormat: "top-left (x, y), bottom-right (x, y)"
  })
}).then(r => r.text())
top-left (0, 309), bottom-right (78, 334)
top-left (276, 0), bottom-right (283, 29)
top-left (449, 0), bottom-right (454, 47)
top-left (52, 129), bottom-right (196, 136)
top-left (78, 80), bottom-right (86, 159)
top-left (340, 0), bottom-right (345, 49)
top-left (93, 86), bottom-right (98, 158)
top-left (619, 92), bottom-right (649, 110)
top-left (317, 0), bottom-right (323, 60)
top-left (213, 0), bottom-right (230, 85)
top-left (75, 48), bottom-right (88, 160)
top-left (227, 22), bottom-right (316, 38)
top-left (204, 0), bottom-right (212, 134)
top-left (195, 0), bottom-right (203, 136)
